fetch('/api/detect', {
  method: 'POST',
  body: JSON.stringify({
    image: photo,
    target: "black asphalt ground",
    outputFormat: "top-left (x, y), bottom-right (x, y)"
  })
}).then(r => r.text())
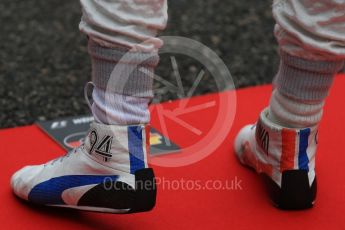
top-left (0, 0), bottom-right (278, 128)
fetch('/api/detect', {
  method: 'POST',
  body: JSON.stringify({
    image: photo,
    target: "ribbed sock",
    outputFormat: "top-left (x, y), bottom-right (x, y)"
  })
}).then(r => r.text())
top-left (268, 51), bottom-right (344, 128)
top-left (88, 39), bottom-right (159, 125)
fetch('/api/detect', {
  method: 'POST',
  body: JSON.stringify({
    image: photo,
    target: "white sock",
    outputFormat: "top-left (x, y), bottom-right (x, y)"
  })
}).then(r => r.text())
top-left (92, 87), bottom-right (151, 125)
top-left (269, 90), bottom-right (324, 128)
top-left (268, 51), bottom-right (344, 128)
top-left (88, 39), bottom-right (159, 125)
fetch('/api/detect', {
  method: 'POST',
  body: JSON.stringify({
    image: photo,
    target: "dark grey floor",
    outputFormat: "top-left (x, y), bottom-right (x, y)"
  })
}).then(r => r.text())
top-left (0, 0), bottom-right (278, 128)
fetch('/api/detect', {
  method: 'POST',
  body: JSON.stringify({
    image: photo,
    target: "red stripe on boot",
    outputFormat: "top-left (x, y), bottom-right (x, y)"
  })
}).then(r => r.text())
top-left (280, 129), bottom-right (296, 172)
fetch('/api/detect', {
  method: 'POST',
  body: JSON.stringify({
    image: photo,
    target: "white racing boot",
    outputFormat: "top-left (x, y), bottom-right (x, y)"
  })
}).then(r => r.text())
top-left (234, 108), bottom-right (318, 209)
top-left (11, 122), bottom-right (156, 213)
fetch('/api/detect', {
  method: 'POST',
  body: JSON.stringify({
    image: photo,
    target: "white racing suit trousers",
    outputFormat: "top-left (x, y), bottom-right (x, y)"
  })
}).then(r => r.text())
top-left (79, 0), bottom-right (345, 59)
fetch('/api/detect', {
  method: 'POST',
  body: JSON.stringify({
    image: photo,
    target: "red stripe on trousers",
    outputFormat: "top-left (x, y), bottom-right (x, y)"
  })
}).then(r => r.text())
top-left (280, 129), bottom-right (296, 172)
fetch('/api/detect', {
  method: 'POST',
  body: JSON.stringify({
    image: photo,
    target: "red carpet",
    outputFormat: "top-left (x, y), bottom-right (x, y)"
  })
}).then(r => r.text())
top-left (2, 74), bottom-right (345, 229)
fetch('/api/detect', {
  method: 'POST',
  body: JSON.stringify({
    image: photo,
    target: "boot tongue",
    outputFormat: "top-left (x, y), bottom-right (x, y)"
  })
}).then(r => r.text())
top-left (83, 122), bottom-right (148, 174)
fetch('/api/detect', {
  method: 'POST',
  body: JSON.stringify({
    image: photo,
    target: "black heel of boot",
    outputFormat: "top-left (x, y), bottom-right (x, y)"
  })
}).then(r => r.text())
top-left (77, 168), bottom-right (156, 213)
top-left (262, 170), bottom-right (317, 210)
